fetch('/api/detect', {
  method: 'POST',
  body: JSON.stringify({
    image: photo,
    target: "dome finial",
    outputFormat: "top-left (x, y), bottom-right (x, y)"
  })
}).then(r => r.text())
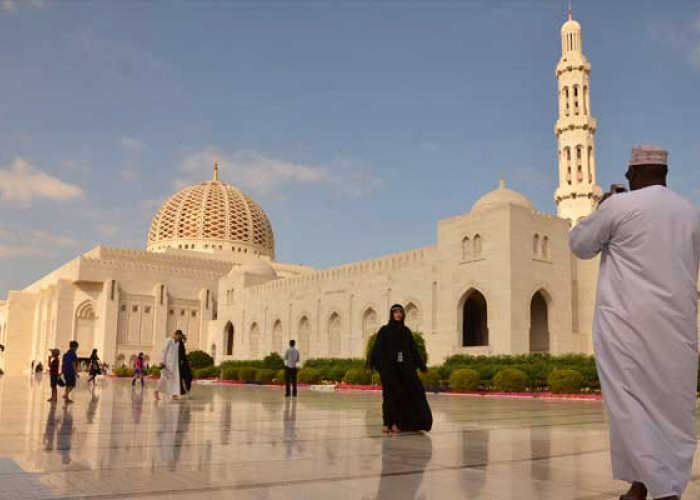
top-left (213, 160), bottom-right (219, 181)
top-left (498, 179), bottom-right (506, 189)
top-left (568, 1), bottom-right (572, 20)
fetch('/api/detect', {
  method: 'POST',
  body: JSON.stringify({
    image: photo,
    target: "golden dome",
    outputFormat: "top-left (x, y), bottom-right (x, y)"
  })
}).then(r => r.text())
top-left (147, 169), bottom-right (274, 258)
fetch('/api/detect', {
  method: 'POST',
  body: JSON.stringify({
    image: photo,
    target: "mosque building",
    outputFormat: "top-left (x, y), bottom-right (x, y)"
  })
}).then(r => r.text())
top-left (0, 12), bottom-right (695, 373)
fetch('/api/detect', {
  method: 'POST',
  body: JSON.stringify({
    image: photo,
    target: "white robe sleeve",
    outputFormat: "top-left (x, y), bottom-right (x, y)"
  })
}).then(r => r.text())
top-left (569, 198), bottom-right (619, 259)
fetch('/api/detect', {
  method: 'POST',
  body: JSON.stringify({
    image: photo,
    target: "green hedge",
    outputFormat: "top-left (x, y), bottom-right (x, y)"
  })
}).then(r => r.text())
top-left (275, 369), bottom-right (286, 383)
top-left (298, 368), bottom-right (322, 384)
top-left (147, 365), bottom-right (161, 377)
top-left (194, 365), bottom-right (220, 379)
top-left (343, 368), bottom-right (372, 385)
top-left (255, 368), bottom-right (275, 384)
top-left (262, 353), bottom-right (284, 371)
top-left (221, 366), bottom-right (239, 380)
top-left (188, 350), bottom-right (214, 370)
top-left (418, 369), bottom-right (441, 387)
top-left (449, 369), bottom-right (480, 391)
top-left (238, 367), bottom-right (257, 382)
top-left (493, 368), bottom-right (529, 392)
top-left (113, 366), bottom-right (133, 377)
top-left (547, 369), bottom-right (584, 394)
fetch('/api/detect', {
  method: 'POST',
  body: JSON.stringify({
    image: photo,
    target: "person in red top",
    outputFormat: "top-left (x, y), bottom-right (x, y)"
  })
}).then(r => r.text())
top-left (48, 349), bottom-right (60, 403)
top-left (132, 352), bottom-right (145, 388)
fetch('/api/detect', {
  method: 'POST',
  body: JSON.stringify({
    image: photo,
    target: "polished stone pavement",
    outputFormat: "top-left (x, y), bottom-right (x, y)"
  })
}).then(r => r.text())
top-left (1, 376), bottom-right (699, 499)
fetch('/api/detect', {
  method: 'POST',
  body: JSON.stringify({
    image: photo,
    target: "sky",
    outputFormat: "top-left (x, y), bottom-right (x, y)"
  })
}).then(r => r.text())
top-left (1, 0), bottom-right (699, 297)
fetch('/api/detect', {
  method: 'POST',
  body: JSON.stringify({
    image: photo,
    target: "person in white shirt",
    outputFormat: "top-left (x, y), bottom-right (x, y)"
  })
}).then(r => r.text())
top-left (284, 340), bottom-right (300, 398)
top-left (570, 145), bottom-right (700, 500)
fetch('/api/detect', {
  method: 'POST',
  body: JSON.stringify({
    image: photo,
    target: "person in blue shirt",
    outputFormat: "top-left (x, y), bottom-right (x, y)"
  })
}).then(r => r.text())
top-left (61, 341), bottom-right (79, 403)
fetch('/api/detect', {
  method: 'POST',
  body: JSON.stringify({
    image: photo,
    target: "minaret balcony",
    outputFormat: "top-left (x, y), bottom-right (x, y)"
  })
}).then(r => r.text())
top-left (555, 117), bottom-right (597, 135)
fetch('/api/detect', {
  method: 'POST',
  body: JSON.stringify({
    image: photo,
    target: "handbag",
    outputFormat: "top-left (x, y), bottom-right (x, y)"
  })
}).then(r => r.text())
top-left (57, 375), bottom-right (66, 387)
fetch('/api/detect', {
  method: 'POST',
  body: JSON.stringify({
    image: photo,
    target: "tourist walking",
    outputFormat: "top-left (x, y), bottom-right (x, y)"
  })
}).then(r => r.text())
top-left (87, 349), bottom-right (101, 386)
top-left (283, 339), bottom-right (300, 397)
top-left (177, 334), bottom-right (192, 396)
top-left (47, 349), bottom-right (60, 403)
top-left (61, 341), bottom-right (79, 404)
top-left (368, 304), bottom-right (432, 433)
top-left (570, 145), bottom-right (700, 500)
top-left (132, 352), bottom-right (145, 388)
top-left (154, 330), bottom-right (182, 401)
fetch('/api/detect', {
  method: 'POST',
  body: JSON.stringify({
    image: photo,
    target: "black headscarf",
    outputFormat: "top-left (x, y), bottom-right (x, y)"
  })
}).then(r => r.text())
top-left (368, 304), bottom-right (426, 373)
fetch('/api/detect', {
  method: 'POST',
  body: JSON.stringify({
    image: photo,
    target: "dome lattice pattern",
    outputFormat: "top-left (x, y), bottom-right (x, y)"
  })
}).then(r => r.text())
top-left (147, 180), bottom-right (274, 257)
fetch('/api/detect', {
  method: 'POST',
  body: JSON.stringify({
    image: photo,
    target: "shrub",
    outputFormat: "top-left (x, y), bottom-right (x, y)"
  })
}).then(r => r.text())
top-left (366, 330), bottom-right (428, 366)
top-left (262, 352), bottom-right (284, 371)
top-left (194, 366), bottom-right (220, 379)
top-left (547, 369), bottom-right (584, 394)
top-left (147, 365), bottom-right (161, 377)
top-left (418, 369), bottom-right (441, 387)
top-left (275, 369), bottom-right (286, 383)
top-left (255, 368), bottom-right (275, 384)
top-left (298, 368), bottom-right (322, 384)
top-left (221, 366), bottom-right (239, 380)
top-left (112, 366), bottom-right (133, 377)
top-left (371, 372), bottom-right (381, 385)
top-left (343, 368), bottom-right (372, 385)
top-left (329, 366), bottom-right (348, 382)
top-left (449, 368), bottom-right (481, 391)
top-left (188, 350), bottom-right (214, 370)
top-left (493, 368), bottom-right (529, 392)
top-left (238, 367), bottom-right (257, 382)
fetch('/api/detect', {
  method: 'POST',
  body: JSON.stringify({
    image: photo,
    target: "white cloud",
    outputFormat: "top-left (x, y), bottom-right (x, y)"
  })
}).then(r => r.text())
top-left (31, 230), bottom-right (78, 248)
top-left (650, 11), bottom-right (700, 70)
top-left (176, 147), bottom-right (382, 199)
top-left (121, 137), bottom-right (143, 152)
top-left (0, 158), bottom-right (84, 207)
top-left (2, 0), bottom-right (45, 12)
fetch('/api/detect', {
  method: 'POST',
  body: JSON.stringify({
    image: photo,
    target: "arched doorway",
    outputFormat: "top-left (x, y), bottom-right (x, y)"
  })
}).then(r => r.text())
top-left (328, 313), bottom-right (341, 356)
top-left (298, 316), bottom-right (311, 358)
top-left (224, 322), bottom-right (234, 356)
top-left (249, 323), bottom-right (260, 358)
top-left (461, 290), bottom-right (488, 347)
top-left (405, 302), bottom-right (421, 331)
top-left (74, 300), bottom-right (97, 356)
top-left (530, 291), bottom-right (550, 353)
top-left (272, 320), bottom-right (283, 353)
top-left (362, 308), bottom-right (377, 345)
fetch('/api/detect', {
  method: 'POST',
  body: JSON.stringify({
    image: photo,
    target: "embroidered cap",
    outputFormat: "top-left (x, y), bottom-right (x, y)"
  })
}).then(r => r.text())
top-left (629, 145), bottom-right (668, 167)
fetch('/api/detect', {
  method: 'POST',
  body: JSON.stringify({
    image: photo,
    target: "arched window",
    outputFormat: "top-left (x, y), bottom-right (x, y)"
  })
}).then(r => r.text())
top-left (272, 319), bottom-right (283, 353)
top-left (583, 85), bottom-right (588, 114)
top-left (533, 234), bottom-right (540, 258)
top-left (362, 308), bottom-right (377, 344)
top-left (298, 316), bottom-right (312, 358)
top-left (573, 85), bottom-right (579, 115)
top-left (563, 86), bottom-right (570, 116)
top-left (565, 147), bottom-right (572, 185)
top-left (225, 322), bottom-right (234, 356)
top-left (405, 303), bottom-right (421, 331)
top-left (211, 343), bottom-right (217, 360)
top-left (542, 236), bottom-right (550, 260)
top-left (587, 146), bottom-right (593, 182)
top-left (473, 234), bottom-right (483, 259)
top-left (74, 300), bottom-right (97, 357)
top-left (530, 291), bottom-right (550, 353)
top-left (576, 146), bottom-right (583, 182)
top-left (249, 323), bottom-right (260, 358)
top-left (461, 289), bottom-right (488, 347)
top-left (328, 313), bottom-right (341, 356)
top-left (462, 236), bottom-right (471, 260)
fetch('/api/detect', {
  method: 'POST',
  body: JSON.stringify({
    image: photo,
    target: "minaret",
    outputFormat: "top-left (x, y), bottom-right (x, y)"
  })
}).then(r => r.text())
top-left (554, 6), bottom-right (602, 226)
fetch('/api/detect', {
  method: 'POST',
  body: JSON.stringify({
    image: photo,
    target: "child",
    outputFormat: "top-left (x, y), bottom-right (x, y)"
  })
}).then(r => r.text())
top-left (48, 349), bottom-right (60, 403)
top-left (132, 352), bottom-right (145, 388)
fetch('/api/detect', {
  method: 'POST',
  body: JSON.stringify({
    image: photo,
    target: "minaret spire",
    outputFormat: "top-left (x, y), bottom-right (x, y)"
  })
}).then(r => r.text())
top-left (554, 8), bottom-right (602, 227)
top-left (213, 161), bottom-right (219, 181)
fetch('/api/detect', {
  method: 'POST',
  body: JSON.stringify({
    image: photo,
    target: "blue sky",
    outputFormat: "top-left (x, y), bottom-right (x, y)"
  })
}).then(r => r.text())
top-left (1, 0), bottom-right (699, 297)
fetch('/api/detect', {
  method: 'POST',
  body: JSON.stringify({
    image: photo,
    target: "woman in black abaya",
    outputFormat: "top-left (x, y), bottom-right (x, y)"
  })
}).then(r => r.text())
top-left (368, 304), bottom-right (433, 433)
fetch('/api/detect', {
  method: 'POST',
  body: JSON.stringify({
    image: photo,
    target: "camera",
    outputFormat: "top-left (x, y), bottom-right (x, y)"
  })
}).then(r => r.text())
top-left (610, 184), bottom-right (627, 194)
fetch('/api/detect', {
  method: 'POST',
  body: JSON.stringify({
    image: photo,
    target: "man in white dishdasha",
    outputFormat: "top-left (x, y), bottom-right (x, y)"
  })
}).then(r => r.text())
top-left (570, 145), bottom-right (700, 500)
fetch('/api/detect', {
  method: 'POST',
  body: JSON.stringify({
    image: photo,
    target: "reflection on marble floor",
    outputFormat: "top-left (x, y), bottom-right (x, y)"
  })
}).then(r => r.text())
top-left (0, 376), bottom-right (699, 499)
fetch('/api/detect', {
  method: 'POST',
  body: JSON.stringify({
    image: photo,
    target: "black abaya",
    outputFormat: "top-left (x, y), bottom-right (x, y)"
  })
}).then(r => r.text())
top-left (369, 318), bottom-right (433, 432)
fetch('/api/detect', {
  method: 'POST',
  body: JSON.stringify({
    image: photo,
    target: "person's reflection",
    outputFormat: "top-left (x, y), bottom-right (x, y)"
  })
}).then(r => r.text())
top-left (154, 402), bottom-right (191, 471)
top-left (57, 405), bottom-right (74, 464)
top-left (375, 434), bottom-right (432, 500)
top-left (283, 398), bottom-right (302, 459)
top-left (43, 404), bottom-right (59, 451)
top-left (86, 389), bottom-right (99, 424)
top-left (131, 389), bottom-right (143, 424)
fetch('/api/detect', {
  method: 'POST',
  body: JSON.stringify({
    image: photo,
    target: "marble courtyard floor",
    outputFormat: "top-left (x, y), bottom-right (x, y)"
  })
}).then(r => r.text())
top-left (1, 376), bottom-right (700, 500)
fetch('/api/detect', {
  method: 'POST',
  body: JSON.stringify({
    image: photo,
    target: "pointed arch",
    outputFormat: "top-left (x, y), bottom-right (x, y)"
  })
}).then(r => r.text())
top-left (328, 312), bottom-right (341, 356)
top-left (541, 236), bottom-right (550, 260)
top-left (74, 300), bottom-right (97, 356)
top-left (529, 289), bottom-right (551, 354)
top-left (458, 288), bottom-right (488, 347)
top-left (271, 319), bottom-right (283, 353)
top-left (249, 322), bottom-right (260, 358)
top-left (362, 307), bottom-right (378, 344)
top-left (533, 234), bottom-right (540, 258)
top-left (473, 234), bottom-right (483, 259)
top-left (404, 302), bottom-right (421, 331)
top-left (224, 321), bottom-right (234, 356)
top-left (298, 315), bottom-right (312, 358)
top-left (461, 236), bottom-right (471, 260)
